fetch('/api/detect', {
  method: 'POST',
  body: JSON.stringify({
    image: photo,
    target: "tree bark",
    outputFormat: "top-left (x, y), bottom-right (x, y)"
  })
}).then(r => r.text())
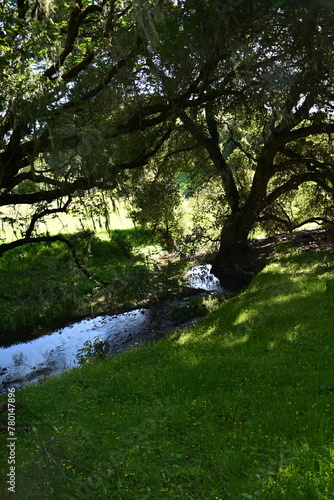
top-left (211, 204), bottom-right (258, 292)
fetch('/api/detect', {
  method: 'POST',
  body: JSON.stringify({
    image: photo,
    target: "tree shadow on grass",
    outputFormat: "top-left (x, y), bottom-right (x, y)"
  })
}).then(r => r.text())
top-left (160, 254), bottom-right (334, 496)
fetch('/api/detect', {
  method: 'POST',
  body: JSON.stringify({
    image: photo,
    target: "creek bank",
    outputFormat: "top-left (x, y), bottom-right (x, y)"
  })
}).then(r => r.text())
top-left (212, 226), bottom-right (334, 292)
top-left (0, 265), bottom-right (226, 392)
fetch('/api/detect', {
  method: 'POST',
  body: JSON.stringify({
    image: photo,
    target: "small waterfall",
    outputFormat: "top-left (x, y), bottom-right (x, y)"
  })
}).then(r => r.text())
top-left (186, 264), bottom-right (222, 291)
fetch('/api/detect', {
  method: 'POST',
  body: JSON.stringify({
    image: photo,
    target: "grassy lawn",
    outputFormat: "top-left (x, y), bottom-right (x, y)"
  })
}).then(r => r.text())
top-left (1, 245), bottom-right (334, 498)
top-left (0, 202), bottom-right (135, 243)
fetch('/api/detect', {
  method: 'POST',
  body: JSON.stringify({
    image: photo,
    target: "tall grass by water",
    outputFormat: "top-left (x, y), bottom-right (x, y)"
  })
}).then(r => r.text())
top-left (0, 246), bottom-right (333, 498)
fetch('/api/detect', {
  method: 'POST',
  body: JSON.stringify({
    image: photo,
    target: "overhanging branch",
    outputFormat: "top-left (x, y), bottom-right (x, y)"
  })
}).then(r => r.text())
top-left (265, 172), bottom-right (332, 207)
top-left (293, 217), bottom-right (334, 229)
top-left (0, 235), bottom-right (109, 286)
top-left (43, 4), bottom-right (102, 80)
top-left (278, 146), bottom-right (334, 173)
top-left (275, 123), bottom-right (334, 153)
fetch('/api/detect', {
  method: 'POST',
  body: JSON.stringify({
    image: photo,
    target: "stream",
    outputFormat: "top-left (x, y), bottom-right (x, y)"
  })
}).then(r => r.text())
top-left (0, 265), bottom-right (223, 392)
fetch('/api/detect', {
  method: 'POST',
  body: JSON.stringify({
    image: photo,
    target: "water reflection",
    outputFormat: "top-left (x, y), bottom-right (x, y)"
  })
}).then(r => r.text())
top-left (0, 310), bottom-right (148, 392)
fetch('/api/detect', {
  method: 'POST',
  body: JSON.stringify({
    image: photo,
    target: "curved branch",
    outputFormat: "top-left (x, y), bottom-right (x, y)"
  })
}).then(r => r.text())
top-left (293, 217), bottom-right (334, 230)
top-left (43, 4), bottom-right (102, 80)
top-left (278, 146), bottom-right (334, 172)
top-left (0, 176), bottom-right (99, 206)
top-left (257, 214), bottom-right (334, 232)
top-left (25, 197), bottom-right (72, 239)
top-left (62, 51), bottom-right (95, 81)
top-left (275, 123), bottom-right (334, 156)
top-left (0, 235), bottom-right (109, 286)
top-left (1, 170), bottom-right (74, 194)
top-left (265, 172), bottom-right (333, 207)
top-left (249, 121), bottom-right (334, 210)
top-left (119, 126), bottom-right (173, 170)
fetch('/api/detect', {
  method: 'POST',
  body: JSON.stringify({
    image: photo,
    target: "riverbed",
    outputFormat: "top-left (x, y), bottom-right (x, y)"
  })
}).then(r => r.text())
top-left (0, 265), bottom-right (224, 392)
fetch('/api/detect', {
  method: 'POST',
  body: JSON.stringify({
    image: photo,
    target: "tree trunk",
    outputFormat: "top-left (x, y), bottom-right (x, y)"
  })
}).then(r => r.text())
top-left (211, 204), bottom-right (258, 292)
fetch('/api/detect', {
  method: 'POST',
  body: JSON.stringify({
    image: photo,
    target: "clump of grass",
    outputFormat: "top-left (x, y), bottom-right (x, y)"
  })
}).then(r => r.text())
top-left (1, 247), bottom-right (334, 498)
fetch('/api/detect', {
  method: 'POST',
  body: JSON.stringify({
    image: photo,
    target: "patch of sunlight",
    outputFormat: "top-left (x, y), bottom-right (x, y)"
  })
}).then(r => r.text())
top-left (286, 324), bottom-right (302, 342)
top-left (260, 262), bottom-right (285, 275)
top-left (249, 228), bottom-right (267, 240)
top-left (266, 340), bottom-right (277, 351)
top-left (263, 260), bottom-right (298, 274)
top-left (0, 201), bottom-right (134, 243)
top-left (268, 257), bottom-right (323, 278)
top-left (296, 222), bottom-right (321, 231)
top-left (177, 331), bottom-right (195, 345)
top-left (233, 309), bottom-right (256, 325)
top-left (176, 325), bottom-right (249, 349)
top-left (95, 231), bottom-right (111, 241)
top-left (223, 333), bottom-right (249, 348)
top-left (234, 288), bottom-right (318, 328)
top-left (107, 206), bottom-right (135, 230)
top-left (176, 324), bottom-right (218, 345)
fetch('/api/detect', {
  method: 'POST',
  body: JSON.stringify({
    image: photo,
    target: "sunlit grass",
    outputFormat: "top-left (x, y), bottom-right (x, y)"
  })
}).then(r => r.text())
top-left (0, 201), bottom-right (135, 243)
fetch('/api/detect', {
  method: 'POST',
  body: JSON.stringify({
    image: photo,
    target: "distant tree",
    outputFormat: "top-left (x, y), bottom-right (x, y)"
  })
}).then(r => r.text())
top-left (129, 171), bottom-right (183, 247)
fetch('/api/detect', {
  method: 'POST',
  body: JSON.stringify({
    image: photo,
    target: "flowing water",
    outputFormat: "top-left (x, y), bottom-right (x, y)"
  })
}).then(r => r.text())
top-left (0, 265), bottom-right (223, 392)
top-left (0, 311), bottom-right (149, 392)
top-left (186, 264), bottom-right (222, 291)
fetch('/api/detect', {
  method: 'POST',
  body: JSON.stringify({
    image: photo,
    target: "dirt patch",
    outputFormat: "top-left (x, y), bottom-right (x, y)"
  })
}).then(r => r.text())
top-left (246, 226), bottom-right (334, 274)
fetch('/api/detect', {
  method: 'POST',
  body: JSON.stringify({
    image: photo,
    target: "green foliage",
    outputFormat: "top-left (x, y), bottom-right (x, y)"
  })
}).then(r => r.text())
top-left (183, 176), bottom-right (228, 254)
top-left (0, 241), bottom-right (82, 342)
top-left (129, 173), bottom-right (184, 247)
top-left (1, 248), bottom-right (334, 498)
top-left (76, 338), bottom-right (110, 365)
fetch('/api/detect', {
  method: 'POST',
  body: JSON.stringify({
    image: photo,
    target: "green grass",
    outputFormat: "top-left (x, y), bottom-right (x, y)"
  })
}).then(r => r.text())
top-left (1, 246), bottom-right (334, 498)
top-left (0, 201), bottom-right (135, 243)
